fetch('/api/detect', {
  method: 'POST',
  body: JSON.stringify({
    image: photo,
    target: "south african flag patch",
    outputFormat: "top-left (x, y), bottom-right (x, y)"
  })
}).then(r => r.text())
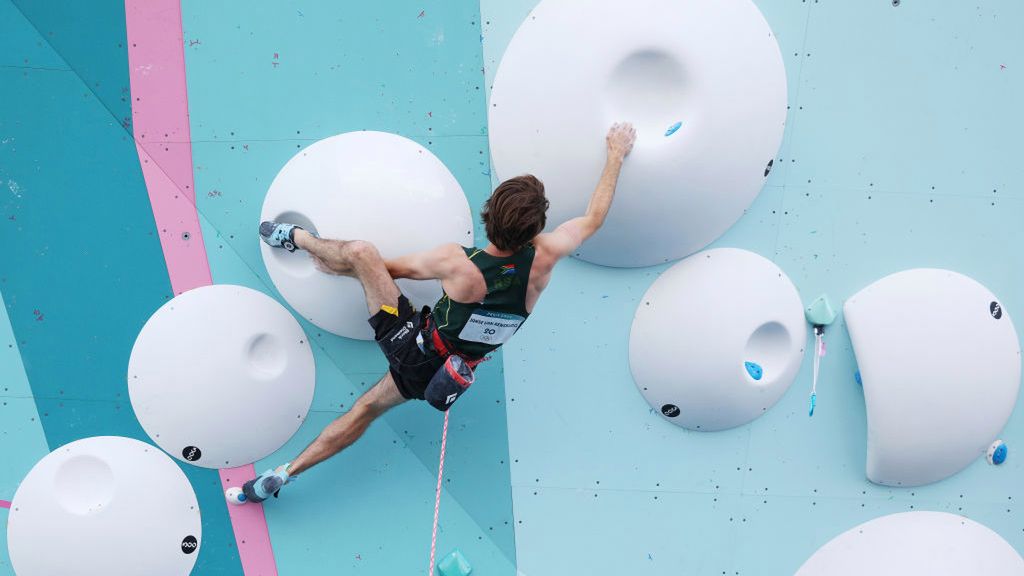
top-left (500, 264), bottom-right (516, 276)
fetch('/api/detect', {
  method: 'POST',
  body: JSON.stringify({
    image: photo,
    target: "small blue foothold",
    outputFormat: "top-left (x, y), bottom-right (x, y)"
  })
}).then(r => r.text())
top-left (988, 440), bottom-right (1008, 465)
top-left (744, 361), bottom-right (763, 381)
top-left (808, 392), bottom-right (816, 417)
top-left (854, 371), bottom-right (862, 386)
top-left (664, 121), bottom-right (682, 137)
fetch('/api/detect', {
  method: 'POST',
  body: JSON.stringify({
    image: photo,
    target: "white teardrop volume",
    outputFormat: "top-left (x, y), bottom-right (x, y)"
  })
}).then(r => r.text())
top-left (844, 269), bottom-right (1021, 487)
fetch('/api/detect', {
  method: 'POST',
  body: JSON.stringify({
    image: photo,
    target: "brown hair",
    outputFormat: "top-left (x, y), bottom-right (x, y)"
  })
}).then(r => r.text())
top-left (482, 175), bottom-right (549, 251)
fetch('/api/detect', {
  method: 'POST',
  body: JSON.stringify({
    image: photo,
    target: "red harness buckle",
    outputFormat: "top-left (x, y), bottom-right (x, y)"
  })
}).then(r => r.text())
top-left (426, 316), bottom-right (486, 368)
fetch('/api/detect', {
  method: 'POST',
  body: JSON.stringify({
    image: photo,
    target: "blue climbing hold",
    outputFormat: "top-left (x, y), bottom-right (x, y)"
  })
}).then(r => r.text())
top-left (744, 361), bottom-right (763, 381)
top-left (664, 121), bottom-right (682, 137)
top-left (988, 440), bottom-right (1008, 465)
top-left (854, 370), bottom-right (862, 386)
top-left (438, 549), bottom-right (472, 576)
top-left (808, 392), bottom-right (817, 417)
top-left (993, 444), bottom-right (1008, 465)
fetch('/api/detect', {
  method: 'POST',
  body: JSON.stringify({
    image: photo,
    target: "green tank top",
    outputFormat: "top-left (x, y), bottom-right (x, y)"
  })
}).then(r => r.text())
top-left (432, 245), bottom-right (535, 358)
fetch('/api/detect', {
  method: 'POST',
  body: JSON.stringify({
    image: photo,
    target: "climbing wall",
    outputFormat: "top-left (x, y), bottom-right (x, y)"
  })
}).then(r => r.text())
top-left (2, 0), bottom-right (1023, 575)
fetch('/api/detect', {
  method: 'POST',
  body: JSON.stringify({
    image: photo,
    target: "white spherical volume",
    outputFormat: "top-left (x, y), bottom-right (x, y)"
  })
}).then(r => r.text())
top-left (128, 284), bottom-right (315, 468)
top-left (7, 436), bottom-right (201, 576)
top-left (795, 512), bottom-right (1024, 575)
top-left (260, 131), bottom-right (474, 339)
top-left (489, 0), bottom-right (787, 267)
top-left (630, 248), bottom-right (805, 430)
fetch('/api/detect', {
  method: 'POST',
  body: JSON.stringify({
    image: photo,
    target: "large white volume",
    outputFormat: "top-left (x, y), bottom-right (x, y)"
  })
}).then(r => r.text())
top-left (489, 0), bottom-right (787, 267)
top-left (844, 269), bottom-right (1020, 487)
top-left (260, 131), bottom-right (474, 339)
top-left (630, 248), bottom-right (805, 430)
top-left (7, 436), bottom-right (202, 576)
top-left (795, 512), bottom-right (1024, 575)
top-left (128, 284), bottom-right (315, 468)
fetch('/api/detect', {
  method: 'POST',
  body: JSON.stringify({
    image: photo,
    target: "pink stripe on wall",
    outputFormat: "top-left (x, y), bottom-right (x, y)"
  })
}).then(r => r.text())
top-left (124, 0), bottom-right (209, 296)
top-left (0, 500), bottom-right (11, 509)
top-left (133, 144), bottom-right (213, 294)
top-left (219, 466), bottom-right (281, 573)
top-left (124, 1), bottom-right (279, 574)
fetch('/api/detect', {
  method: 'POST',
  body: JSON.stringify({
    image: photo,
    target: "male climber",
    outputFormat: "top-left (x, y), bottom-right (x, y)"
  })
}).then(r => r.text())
top-left (246, 122), bottom-right (637, 501)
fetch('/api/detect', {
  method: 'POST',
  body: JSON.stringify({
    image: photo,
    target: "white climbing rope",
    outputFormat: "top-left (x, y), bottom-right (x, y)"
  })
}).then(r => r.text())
top-left (428, 409), bottom-right (451, 575)
top-left (809, 327), bottom-right (825, 416)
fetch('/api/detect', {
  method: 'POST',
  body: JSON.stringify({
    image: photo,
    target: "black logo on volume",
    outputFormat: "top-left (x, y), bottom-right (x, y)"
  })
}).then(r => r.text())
top-left (661, 404), bottom-right (681, 418)
top-left (182, 446), bottom-right (202, 461)
top-left (990, 301), bottom-right (1003, 319)
top-left (181, 535), bottom-right (198, 554)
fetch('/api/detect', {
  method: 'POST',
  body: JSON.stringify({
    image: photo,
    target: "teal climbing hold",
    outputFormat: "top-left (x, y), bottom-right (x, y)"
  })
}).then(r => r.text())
top-left (438, 549), bottom-right (472, 576)
top-left (805, 295), bottom-right (837, 326)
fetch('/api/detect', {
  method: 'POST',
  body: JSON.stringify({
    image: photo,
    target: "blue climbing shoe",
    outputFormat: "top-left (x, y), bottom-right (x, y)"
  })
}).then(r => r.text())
top-left (241, 464), bottom-right (292, 503)
top-left (259, 221), bottom-right (302, 252)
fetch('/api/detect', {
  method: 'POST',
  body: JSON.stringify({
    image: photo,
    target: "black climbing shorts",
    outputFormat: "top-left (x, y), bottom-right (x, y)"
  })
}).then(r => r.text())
top-left (368, 294), bottom-right (445, 400)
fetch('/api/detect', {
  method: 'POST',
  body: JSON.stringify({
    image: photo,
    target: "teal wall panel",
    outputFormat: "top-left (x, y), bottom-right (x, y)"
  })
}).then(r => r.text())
top-left (0, 1), bottom-right (66, 70)
top-left (0, 5), bottom-right (243, 572)
top-left (0, 67), bottom-right (155, 431)
top-left (10, 0), bottom-right (134, 126)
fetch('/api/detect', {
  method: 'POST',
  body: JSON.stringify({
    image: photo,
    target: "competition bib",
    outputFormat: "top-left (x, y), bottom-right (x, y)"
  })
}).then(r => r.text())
top-left (457, 309), bottom-right (525, 344)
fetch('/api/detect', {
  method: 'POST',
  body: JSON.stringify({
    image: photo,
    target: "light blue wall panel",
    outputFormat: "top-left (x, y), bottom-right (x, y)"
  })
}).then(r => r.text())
top-left (487, 0), bottom-right (1024, 573)
top-left (0, 292), bottom-right (50, 576)
top-left (182, 0), bottom-right (517, 569)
